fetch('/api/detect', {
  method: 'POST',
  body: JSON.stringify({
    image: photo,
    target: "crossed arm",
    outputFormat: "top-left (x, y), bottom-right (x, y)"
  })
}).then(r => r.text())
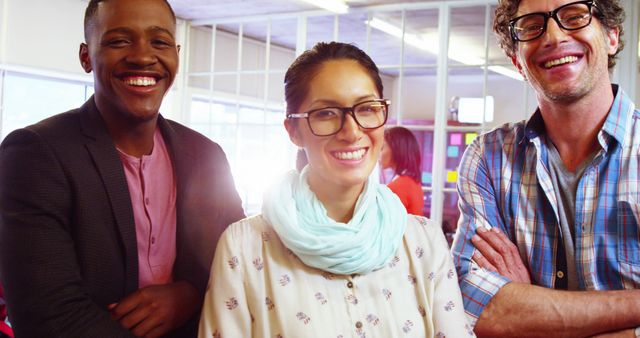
top-left (109, 281), bottom-right (200, 337)
top-left (454, 140), bottom-right (640, 338)
top-left (0, 129), bottom-right (200, 338)
top-left (471, 228), bottom-right (640, 338)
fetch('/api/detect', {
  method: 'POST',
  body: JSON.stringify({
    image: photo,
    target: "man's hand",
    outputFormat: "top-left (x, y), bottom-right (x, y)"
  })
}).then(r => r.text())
top-left (109, 281), bottom-right (199, 338)
top-left (471, 226), bottom-right (531, 284)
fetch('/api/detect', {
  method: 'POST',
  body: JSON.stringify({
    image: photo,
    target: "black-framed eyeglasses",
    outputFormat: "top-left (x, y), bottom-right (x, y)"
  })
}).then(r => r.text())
top-left (288, 99), bottom-right (390, 136)
top-left (509, 0), bottom-right (598, 42)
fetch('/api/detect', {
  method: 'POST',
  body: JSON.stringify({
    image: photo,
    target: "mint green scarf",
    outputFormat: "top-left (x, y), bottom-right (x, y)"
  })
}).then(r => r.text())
top-left (262, 166), bottom-right (408, 275)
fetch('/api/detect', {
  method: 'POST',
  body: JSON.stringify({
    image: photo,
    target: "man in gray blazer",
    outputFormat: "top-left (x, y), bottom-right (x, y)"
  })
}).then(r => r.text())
top-left (0, 0), bottom-right (244, 337)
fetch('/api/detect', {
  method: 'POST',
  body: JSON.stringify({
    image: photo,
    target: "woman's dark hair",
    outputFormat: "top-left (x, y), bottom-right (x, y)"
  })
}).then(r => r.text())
top-left (384, 126), bottom-right (422, 183)
top-left (295, 148), bottom-right (308, 172)
top-left (493, 0), bottom-right (625, 69)
top-left (284, 42), bottom-right (383, 116)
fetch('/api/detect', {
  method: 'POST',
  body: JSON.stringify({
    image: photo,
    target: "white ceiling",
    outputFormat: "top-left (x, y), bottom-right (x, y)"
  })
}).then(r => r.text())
top-left (168, 0), bottom-right (439, 21)
top-left (168, 0), bottom-right (513, 77)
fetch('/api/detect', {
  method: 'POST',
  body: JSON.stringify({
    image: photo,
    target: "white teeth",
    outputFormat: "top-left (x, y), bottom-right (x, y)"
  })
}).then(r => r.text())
top-left (334, 149), bottom-right (366, 160)
top-left (544, 56), bottom-right (578, 69)
top-left (124, 77), bottom-right (157, 86)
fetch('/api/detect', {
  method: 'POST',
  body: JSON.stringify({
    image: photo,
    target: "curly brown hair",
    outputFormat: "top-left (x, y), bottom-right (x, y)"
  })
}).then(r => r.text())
top-left (493, 0), bottom-right (625, 69)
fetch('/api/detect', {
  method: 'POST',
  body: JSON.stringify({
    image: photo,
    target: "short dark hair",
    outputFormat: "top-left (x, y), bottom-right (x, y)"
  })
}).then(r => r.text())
top-left (384, 126), bottom-right (422, 183)
top-left (284, 42), bottom-right (383, 116)
top-left (494, 0), bottom-right (625, 69)
top-left (83, 0), bottom-right (177, 41)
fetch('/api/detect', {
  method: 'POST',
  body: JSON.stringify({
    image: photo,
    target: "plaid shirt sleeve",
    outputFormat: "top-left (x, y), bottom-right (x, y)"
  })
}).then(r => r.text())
top-left (451, 135), bottom-right (512, 327)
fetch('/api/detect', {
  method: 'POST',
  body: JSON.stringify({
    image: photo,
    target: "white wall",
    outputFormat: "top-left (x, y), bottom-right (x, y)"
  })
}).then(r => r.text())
top-left (629, 0), bottom-right (640, 102)
top-left (2, 0), bottom-right (86, 75)
top-left (610, 0), bottom-right (639, 102)
top-left (0, 0), bottom-right (187, 78)
top-left (0, 0), bottom-right (190, 121)
top-left (0, 0), bottom-right (8, 63)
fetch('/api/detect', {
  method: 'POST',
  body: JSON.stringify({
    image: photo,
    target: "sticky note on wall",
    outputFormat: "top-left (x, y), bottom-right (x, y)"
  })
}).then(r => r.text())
top-left (422, 172), bottom-right (432, 184)
top-left (446, 170), bottom-right (458, 183)
top-left (450, 133), bottom-right (462, 145)
top-left (447, 146), bottom-right (459, 158)
top-left (465, 133), bottom-right (478, 145)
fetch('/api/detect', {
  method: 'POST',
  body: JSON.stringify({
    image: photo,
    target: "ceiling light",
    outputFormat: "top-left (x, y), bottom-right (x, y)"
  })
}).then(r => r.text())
top-left (298, 0), bottom-right (348, 14)
top-left (366, 17), bottom-right (523, 81)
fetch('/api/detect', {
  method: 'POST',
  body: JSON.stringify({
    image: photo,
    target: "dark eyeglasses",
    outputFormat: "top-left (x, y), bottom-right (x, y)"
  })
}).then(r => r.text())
top-left (509, 0), bottom-right (597, 42)
top-left (288, 99), bottom-right (390, 137)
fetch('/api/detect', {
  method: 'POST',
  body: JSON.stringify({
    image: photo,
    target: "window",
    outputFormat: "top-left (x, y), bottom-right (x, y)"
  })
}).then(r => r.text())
top-left (190, 97), bottom-right (295, 215)
top-left (0, 71), bottom-right (93, 139)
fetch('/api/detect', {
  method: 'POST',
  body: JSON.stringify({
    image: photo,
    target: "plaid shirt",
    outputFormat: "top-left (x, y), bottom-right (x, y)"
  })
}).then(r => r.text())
top-left (451, 85), bottom-right (640, 326)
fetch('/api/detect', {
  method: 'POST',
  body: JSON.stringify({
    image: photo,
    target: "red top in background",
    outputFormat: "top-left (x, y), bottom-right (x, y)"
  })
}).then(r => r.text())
top-left (388, 175), bottom-right (425, 217)
top-left (0, 284), bottom-right (13, 337)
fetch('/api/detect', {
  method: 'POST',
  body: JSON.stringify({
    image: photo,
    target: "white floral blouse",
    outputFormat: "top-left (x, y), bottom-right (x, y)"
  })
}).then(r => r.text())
top-left (199, 214), bottom-right (474, 338)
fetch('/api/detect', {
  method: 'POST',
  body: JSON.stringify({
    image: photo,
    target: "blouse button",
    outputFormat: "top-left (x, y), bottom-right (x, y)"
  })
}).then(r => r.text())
top-left (355, 321), bottom-right (363, 329)
top-left (556, 270), bottom-right (565, 279)
top-left (347, 281), bottom-right (353, 288)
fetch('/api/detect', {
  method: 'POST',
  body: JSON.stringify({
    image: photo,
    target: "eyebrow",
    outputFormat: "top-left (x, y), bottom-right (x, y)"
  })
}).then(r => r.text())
top-left (309, 95), bottom-right (378, 107)
top-left (148, 26), bottom-right (176, 39)
top-left (102, 26), bottom-right (175, 39)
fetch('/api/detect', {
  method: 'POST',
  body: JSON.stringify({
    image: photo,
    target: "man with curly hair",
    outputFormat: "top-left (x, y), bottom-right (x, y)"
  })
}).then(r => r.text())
top-left (452, 0), bottom-right (640, 336)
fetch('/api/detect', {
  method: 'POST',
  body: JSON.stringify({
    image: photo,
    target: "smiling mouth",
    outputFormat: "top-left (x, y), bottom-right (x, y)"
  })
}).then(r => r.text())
top-left (333, 148), bottom-right (366, 160)
top-left (123, 76), bottom-right (157, 86)
top-left (544, 56), bottom-right (578, 69)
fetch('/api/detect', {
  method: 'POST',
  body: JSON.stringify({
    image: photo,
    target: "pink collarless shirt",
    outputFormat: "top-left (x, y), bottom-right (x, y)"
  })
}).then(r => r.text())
top-left (118, 128), bottom-right (177, 288)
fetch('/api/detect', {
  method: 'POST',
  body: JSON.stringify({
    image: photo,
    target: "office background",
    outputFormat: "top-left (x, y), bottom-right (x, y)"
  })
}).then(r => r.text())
top-left (0, 0), bottom-right (638, 229)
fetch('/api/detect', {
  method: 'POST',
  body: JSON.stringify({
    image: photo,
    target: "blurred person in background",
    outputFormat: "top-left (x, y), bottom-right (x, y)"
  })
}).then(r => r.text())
top-left (0, 285), bottom-right (11, 338)
top-left (380, 126), bottom-right (425, 216)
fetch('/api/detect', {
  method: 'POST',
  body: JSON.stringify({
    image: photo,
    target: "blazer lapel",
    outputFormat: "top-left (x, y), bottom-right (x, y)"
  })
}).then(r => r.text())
top-left (156, 116), bottom-right (194, 200)
top-left (79, 98), bottom-right (138, 294)
top-left (157, 116), bottom-right (196, 272)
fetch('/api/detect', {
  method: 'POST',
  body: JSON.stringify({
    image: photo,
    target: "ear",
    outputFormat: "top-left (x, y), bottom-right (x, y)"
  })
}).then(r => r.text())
top-left (79, 43), bottom-right (92, 73)
top-left (511, 54), bottom-right (527, 81)
top-left (284, 118), bottom-right (304, 148)
top-left (605, 26), bottom-right (620, 56)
